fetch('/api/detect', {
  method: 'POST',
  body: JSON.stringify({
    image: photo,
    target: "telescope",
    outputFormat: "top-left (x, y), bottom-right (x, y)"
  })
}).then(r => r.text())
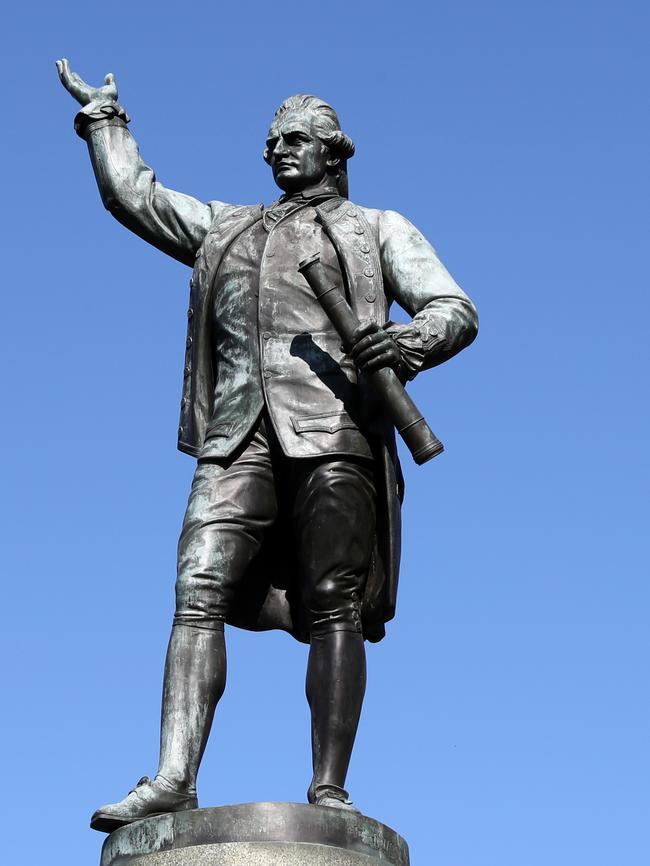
top-left (298, 253), bottom-right (444, 465)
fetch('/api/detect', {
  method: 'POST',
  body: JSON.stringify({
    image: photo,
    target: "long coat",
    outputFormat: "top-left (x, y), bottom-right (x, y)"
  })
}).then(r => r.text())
top-left (82, 116), bottom-right (479, 642)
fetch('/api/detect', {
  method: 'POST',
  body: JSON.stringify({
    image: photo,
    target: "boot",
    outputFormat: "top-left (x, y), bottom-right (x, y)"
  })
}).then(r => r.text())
top-left (306, 629), bottom-right (365, 812)
top-left (90, 623), bottom-right (226, 832)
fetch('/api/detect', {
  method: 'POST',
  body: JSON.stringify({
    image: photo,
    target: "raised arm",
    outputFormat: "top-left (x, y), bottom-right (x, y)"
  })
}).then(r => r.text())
top-left (56, 59), bottom-right (226, 267)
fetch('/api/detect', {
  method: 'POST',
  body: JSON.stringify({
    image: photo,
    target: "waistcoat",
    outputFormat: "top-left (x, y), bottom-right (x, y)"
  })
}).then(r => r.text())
top-left (178, 197), bottom-right (388, 460)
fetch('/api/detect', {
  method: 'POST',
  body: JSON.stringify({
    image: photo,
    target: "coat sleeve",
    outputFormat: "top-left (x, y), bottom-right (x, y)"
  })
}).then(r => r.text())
top-left (80, 113), bottom-right (230, 267)
top-left (378, 209), bottom-right (478, 376)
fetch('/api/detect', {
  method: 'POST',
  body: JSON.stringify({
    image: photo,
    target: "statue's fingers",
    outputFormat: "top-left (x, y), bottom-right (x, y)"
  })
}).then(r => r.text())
top-left (56, 59), bottom-right (89, 104)
top-left (350, 329), bottom-right (385, 359)
top-left (352, 343), bottom-right (387, 367)
top-left (70, 69), bottom-right (88, 88)
top-left (101, 72), bottom-right (119, 99)
top-left (361, 351), bottom-right (397, 373)
top-left (55, 57), bottom-right (72, 86)
top-left (61, 66), bottom-right (94, 104)
top-left (349, 337), bottom-right (373, 361)
top-left (350, 320), bottom-right (378, 348)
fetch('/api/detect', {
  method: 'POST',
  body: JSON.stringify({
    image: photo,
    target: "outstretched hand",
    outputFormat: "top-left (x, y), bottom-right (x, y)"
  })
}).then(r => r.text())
top-left (55, 58), bottom-right (118, 106)
top-left (349, 320), bottom-right (402, 375)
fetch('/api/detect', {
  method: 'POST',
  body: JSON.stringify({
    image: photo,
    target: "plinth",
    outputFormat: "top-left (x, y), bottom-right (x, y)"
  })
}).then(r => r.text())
top-left (100, 802), bottom-right (410, 866)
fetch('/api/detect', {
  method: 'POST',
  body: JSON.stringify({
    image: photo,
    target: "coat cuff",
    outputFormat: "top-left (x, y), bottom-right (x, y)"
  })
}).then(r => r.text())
top-left (74, 100), bottom-right (130, 139)
top-left (384, 318), bottom-right (445, 380)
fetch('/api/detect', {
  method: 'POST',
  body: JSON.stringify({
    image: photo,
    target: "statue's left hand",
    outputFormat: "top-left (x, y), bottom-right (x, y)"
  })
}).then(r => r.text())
top-left (55, 58), bottom-right (118, 106)
top-left (349, 320), bottom-right (402, 374)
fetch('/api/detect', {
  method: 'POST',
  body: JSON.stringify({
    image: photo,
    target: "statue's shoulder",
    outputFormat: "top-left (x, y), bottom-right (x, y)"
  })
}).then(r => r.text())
top-left (194, 202), bottom-right (264, 264)
top-left (358, 205), bottom-right (414, 232)
top-left (207, 200), bottom-right (264, 229)
top-left (318, 199), bottom-right (410, 237)
top-left (356, 204), bottom-right (386, 236)
top-left (356, 206), bottom-right (427, 251)
top-left (315, 198), bottom-right (383, 228)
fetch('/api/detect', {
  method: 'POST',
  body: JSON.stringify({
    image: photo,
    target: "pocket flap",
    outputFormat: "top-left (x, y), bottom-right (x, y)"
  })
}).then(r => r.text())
top-left (205, 421), bottom-right (235, 439)
top-left (291, 412), bottom-right (358, 435)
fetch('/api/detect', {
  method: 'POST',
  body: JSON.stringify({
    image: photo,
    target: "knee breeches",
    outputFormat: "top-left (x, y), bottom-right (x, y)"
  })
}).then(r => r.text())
top-left (174, 415), bottom-right (376, 635)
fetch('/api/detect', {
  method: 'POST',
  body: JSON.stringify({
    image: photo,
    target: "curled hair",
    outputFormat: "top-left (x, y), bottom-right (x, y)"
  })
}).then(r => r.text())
top-left (269, 94), bottom-right (355, 160)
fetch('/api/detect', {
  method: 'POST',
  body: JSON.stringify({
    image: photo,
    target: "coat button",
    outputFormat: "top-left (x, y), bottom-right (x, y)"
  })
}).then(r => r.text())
top-left (263, 370), bottom-right (273, 379)
top-left (365, 292), bottom-right (377, 302)
top-left (184, 365), bottom-right (191, 376)
top-left (189, 277), bottom-right (195, 289)
top-left (364, 267), bottom-right (374, 278)
top-left (262, 331), bottom-right (272, 339)
top-left (354, 226), bottom-right (364, 234)
top-left (187, 307), bottom-right (194, 319)
top-left (178, 425), bottom-right (184, 436)
top-left (360, 243), bottom-right (370, 253)
top-left (347, 209), bottom-right (356, 216)
top-left (186, 336), bottom-right (193, 348)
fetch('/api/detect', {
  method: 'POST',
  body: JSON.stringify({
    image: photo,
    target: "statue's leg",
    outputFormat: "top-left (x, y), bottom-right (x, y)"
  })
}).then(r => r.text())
top-left (159, 417), bottom-right (278, 791)
top-left (155, 622), bottom-right (226, 794)
top-left (91, 417), bottom-right (277, 832)
top-left (305, 629), bottom-right (366, 808)
top-left (293, 458), bottom-right (376, 809)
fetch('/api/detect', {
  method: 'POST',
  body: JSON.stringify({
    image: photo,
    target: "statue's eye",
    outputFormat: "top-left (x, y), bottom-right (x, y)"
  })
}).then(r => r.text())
top-left (285, 133), bottom-right (309, 146)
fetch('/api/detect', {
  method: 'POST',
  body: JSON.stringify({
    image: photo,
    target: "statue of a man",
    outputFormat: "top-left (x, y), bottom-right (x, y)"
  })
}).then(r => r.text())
top-left (57, 59), bottom-right (478, 832)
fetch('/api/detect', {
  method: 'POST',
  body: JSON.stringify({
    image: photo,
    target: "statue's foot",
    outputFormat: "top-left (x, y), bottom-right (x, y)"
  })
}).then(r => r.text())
top-left (90, 776), bottom-right (198, 833)
top-left (309, 783), bottom-right (361, 813)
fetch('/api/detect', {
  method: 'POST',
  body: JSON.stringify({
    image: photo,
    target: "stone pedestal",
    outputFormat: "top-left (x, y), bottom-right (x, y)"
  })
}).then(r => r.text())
top-left (100, 803), bottom-right (409, 866)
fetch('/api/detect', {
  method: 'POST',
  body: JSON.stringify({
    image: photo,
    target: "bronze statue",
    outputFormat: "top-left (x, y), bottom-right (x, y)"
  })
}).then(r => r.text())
top-left (56, 59), bottom-right (478, 833)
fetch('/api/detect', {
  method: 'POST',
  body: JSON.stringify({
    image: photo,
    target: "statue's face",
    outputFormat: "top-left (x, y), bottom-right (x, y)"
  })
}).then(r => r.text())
top-left (265, 112), bottom-right (332, 193)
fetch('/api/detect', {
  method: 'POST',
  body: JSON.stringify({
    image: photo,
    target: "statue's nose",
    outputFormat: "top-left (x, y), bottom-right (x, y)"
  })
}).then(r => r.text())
top-left (274, 138), bottom-right (290, 157)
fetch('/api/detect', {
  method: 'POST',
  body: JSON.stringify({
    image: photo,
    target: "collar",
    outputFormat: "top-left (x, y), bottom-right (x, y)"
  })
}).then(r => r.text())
top-left (280, 183), bottom-right (340, 203)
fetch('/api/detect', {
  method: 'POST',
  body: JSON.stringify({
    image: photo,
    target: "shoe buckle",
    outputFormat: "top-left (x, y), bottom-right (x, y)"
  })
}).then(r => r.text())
top-left (129, 776), bottom-right (151, 794)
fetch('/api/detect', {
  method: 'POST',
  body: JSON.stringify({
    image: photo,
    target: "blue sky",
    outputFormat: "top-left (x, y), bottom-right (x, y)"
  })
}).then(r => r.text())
top-left (2, 1), bottom-right (648, 864)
